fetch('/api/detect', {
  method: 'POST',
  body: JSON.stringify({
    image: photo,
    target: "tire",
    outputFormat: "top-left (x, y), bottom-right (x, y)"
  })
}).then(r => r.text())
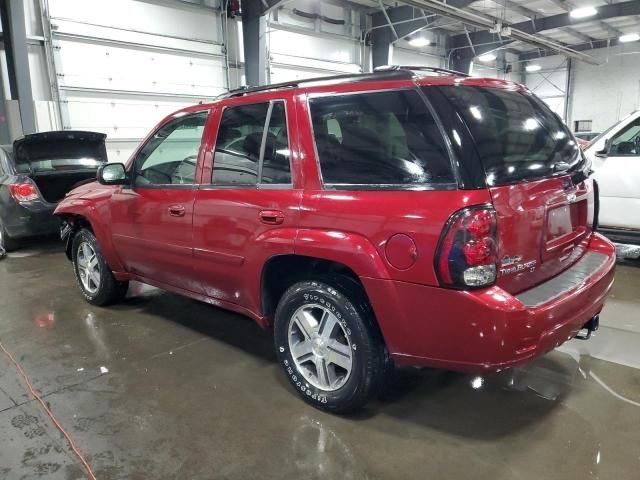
top-left (0, 221), bottom-right (20, 252)
top-left (274, 278), bottom-right (386, 413)
top-left (72, 229), bottom-right (128, 306)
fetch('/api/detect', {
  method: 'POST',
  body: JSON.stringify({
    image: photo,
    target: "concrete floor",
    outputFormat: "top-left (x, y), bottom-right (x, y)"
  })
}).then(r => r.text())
top-left (1, 240), bottom-right (639, 480)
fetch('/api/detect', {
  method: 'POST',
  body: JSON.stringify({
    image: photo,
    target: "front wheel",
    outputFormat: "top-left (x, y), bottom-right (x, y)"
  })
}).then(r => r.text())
top-left (72, 229), bottom-right (128, 306)
top-left (274, 279), bottom-right (386, 413)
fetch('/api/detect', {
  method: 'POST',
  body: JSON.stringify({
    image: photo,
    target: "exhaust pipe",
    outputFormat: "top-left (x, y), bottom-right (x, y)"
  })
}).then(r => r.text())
top-left (575, 315), bottom-right (599, 340)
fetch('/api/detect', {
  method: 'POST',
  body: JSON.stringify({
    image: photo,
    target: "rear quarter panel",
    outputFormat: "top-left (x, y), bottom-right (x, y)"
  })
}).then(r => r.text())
top-left (297, 189), bottom-right (491, 285)
top-left (293, 86), bottom-right (492, 285)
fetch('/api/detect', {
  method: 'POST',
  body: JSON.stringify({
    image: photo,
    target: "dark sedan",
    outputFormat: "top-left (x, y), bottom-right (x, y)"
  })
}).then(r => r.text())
top-left (0, 131), bottom-right (107, 252)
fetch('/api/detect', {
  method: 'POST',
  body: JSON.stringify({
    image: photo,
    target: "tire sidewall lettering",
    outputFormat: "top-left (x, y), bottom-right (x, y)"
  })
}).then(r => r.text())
top-left (276, 285), bottom-right (361, 408)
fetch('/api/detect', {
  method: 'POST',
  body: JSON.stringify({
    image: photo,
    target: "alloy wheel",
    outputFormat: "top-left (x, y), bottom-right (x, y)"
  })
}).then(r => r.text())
top-left (76, 242), bottom-right (101, 294)
top-left (287, 304), bottom-right (353, 391)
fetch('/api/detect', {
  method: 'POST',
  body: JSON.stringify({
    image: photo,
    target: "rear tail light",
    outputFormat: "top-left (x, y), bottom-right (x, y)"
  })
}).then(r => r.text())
top-left (8, 183), bottom-right (39, 202)
top-left (435, 205), bottom-right (498, 288)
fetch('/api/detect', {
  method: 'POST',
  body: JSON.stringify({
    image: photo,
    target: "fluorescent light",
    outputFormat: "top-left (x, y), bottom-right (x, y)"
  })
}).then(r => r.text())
top-left (526, 64), bottom-right (542, 72)
top-left (478, 53), bottom-right (496, 62)
top-left (524, 118), bottom-right (539, 131)
top-left (469, 106), bottom-right (482, 120)
top-left (619, 33), bottom-right (640, 43)
top-left (570, 7), bottom-right (597, 19)
top-left (408, 37), bottom-right (429, 47)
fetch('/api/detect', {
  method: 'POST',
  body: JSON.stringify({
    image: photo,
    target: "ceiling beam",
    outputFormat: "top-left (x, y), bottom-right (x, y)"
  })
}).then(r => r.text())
top-left (599, 20), bottom-right (624, 38)
top-left (490, 1), bottom-right (598, 50)
top-left (562, 26), bottom-right (595, 44)
top-left (370, 1), bottom-right (474, 40)
top-left (547, 0), bottom-right (625, 38)
top-left (519, 38), bottom-right (620, 61)
top-left (402, 0), bottom-right (601, 65)
top-left (449, 0), bottom-right (640, 50)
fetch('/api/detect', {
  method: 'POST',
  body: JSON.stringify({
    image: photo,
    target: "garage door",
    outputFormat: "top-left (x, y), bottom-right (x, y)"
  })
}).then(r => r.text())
top-left (47, 0), bottom-right (228, 163)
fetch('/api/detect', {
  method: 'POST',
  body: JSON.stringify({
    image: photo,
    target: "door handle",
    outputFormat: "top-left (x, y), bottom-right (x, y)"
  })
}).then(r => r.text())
top-left (259, 209), bottom-right (285, 225)
top-left (168, 205), bottom-right (186, 217)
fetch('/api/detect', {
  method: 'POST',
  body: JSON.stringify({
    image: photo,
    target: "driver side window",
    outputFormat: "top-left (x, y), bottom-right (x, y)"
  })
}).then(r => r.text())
top-left (134, 111), bottom-right (209, 187)
top-left (609, 117), bottom-right (640, 156)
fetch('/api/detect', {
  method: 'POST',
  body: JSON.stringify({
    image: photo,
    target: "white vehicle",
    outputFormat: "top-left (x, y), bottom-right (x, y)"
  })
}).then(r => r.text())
top-left (585, 110), bottom-right (640, 258)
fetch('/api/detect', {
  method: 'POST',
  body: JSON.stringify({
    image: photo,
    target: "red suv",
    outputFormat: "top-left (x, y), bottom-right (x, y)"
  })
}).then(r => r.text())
top-left (55, 67), bottom-right (616, 413)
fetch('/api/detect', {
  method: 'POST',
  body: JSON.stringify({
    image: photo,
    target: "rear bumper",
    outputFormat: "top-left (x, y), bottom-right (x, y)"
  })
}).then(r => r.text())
top-left (2, 201), bottom-right (59, 239)
top-left (362, 233), bottom-right (616, 373)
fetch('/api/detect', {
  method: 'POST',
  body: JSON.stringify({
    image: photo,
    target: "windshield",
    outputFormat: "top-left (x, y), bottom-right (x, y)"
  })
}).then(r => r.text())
top-left (430, 86), bottom-right (581, 186)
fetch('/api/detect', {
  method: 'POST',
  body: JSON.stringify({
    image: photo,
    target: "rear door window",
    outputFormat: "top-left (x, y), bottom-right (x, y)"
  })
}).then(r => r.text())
top-left (309, 89), bottom-right (454, 188)
top-left (212, 101), bottom-right (292, 186)
top-left (432, 86), bottom-right (581, 185)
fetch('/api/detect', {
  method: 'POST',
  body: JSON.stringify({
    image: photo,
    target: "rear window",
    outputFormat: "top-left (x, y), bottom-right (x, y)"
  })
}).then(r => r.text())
top-left (309, 89), bottom-right (454, 188)
top-left (432, 86), bottom-right (581, 186)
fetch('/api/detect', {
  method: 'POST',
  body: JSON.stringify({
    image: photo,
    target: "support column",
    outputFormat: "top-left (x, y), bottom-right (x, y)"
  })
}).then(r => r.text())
top-left (0, 66), bottom-right (11, 144)
top-left (371, 28), bottom-right (393, 69)
top-left (240, 0), bottom-right (268, 87)
top-left (0, 0), bottom-right (36, 134)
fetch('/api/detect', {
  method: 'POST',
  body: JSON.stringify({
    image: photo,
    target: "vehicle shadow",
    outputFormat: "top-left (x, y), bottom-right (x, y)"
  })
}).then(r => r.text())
top-left (112, 284), bottom-right (277, 364)
top-left (4, 235), bottom-right (64, 258)
top-left (111, 283), bottom-right (572, 440)
top-left (360, 354), bottom-right (575, 439)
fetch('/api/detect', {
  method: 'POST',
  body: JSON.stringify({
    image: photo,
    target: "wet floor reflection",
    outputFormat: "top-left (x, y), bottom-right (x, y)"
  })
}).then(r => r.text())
top-left (0, 241), bottom-right (639, 479)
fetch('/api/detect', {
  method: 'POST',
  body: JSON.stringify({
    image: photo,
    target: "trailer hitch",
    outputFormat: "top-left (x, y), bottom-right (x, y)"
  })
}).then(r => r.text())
top-left (575, 315), bottom-right (599, 340)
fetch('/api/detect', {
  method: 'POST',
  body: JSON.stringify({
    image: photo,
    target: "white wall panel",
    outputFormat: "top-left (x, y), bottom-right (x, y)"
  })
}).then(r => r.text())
top-left (45, 0), bottom-right (226, 161)
top-left (268, 28), bottom-right (362, 83)
top-left (56, 39), bottom-right (225, 96)
top-left (269, 29), bottom-right (358, 65)
top-left (63, 92), bottom-right (193, 136)
top-left (48, 0), bottom-right (221, 43)
top-left (320, 4), bottom-right (349, 36)
top-left (570, 45), bottom-right (640, 133)
top-left (391, 47), bottom-right (444, 68)
top-left (523, 46), bottom-right (640, 132)
top-left (266, 0), bottom-right (362, 85)
top-left (523, 56), bottom-right (568, 118)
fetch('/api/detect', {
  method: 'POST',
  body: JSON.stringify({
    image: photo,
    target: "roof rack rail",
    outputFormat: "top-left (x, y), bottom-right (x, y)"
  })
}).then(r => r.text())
top-left (216, 70), bottom-right (414, 100)
top-left (217, 80), bottom-right (301, 100)
top-left (374, 65), bottom-right (470, 78)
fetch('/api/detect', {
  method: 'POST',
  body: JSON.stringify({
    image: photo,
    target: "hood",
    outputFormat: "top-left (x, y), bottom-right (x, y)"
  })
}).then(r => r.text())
top-left (13, 131), bottom-right (108, 170)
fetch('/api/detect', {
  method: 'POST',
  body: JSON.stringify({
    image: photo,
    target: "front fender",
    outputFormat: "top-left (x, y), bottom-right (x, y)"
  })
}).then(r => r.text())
top-left (54, 198), bottom-right (125, 272)
top-left (294, 229), bottom-right (391, 279)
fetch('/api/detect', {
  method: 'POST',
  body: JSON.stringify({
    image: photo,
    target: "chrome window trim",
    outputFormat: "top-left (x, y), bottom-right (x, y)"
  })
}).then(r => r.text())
top-left (323, 182), bottom-right (458, 191)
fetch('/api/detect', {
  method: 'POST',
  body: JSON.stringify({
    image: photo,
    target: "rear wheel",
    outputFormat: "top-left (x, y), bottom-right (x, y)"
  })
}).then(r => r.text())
top-left (72, 229), bottom-right (128, 306)
top-left (0, 221), bottom-right (20, 252)
top-left (274, 279), bottom-right (386, 413)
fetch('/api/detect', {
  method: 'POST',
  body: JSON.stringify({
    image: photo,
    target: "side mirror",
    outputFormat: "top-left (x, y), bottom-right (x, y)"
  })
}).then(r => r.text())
top-left (594, 138), bottom-right (611, 158)
top-left (97, 163), bottom-right (128, 185)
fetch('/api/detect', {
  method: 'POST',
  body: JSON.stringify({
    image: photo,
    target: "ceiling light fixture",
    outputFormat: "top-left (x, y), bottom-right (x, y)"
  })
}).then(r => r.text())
top-left (408, 37), bottom-right (430, 47)
top-left (569, 7), bottom-right (597, 19)
top-left (478, 53), bottom-right (497, 62)
top-left (526, 64), bottom-right (542, 72)
top-left (619, 33), bottom-right (640, 43)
